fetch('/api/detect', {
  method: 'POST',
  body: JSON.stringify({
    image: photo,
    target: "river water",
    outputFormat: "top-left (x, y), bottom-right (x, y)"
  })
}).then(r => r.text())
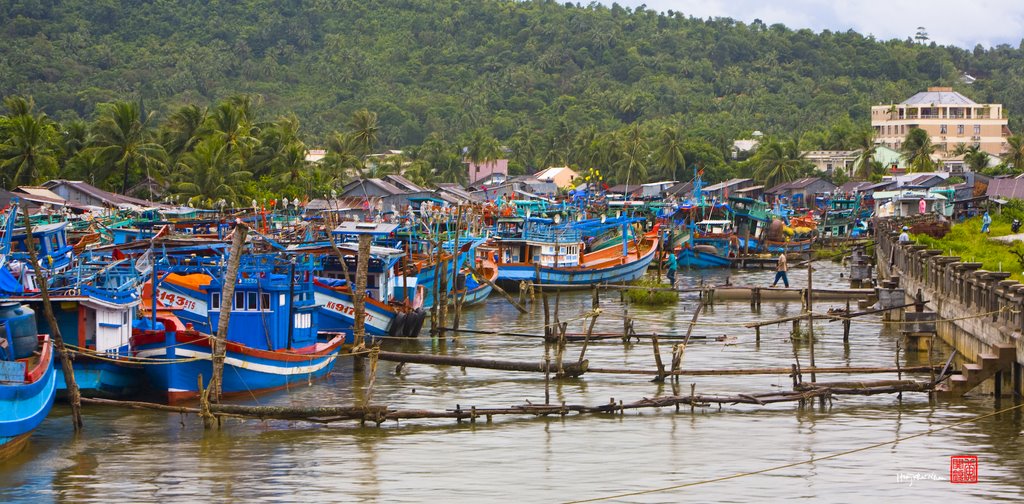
top-left (2, 263), bottom-right (1022, 502)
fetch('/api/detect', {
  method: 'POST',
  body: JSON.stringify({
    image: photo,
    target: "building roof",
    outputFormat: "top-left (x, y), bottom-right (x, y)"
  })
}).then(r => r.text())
top-left (664, 181), bottom-right (693, 197)
top-left (435, 183), bottom-right (473, 201)
top-left (606, 184), bottom-right (642, 195)
top-left (342, 178), bottom-right (407, 196)
top-left (767, 177), bottom-right (833, 193)
top-left (839, 181), bottom-right (874, 194)
top-left (534, 166), bottom-right (577, 181)
top-left (900, 88), bottom-right (977, 106)
top-left (734, 185), bottom-right (765, 193)
top-left (986, 178), bottom-right (1024, 200)
top-left (703, 178), bottom-right (752, 192)
top-left (382, 174), bottom-right (428, 193)
top-left (41, 179), bottom-right (168, 209)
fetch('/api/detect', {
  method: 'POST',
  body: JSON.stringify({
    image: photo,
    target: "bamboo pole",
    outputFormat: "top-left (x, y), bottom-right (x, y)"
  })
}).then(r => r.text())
top-left (22, 205), bottom-right (82, 431)
top-left (585, 364), bottom-right (943, 376)
top-left (471, 266), bottom-right (528, 313)
top-left (376, 350), bottom-right (588, 377)
top-left (808, 261), bottom-right (816, 383)
top-left (207, 223), bottom-right (248, 405)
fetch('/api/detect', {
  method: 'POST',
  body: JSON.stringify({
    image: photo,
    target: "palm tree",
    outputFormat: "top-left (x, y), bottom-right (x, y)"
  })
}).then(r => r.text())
top-left (617, 123), bottom-right (648, 185)
top-left (463, 128), bottom-right (500, 183)
top-left (954, 145), bottom-right (991, 172)
top-left (753, 139), bottom-right (807, 187)
top-left (347, 109), bottom-right (379, 157)
top-left (162, 104), bottom-right (208, 161)
top-left (654, 126), bottom-right (686, 181)
top-left (59, 119), bottom-right (90, 169)
top-left (852, 129), bottom-right (878, 180)
top-left (900, 127), bottom-right (937, 173)
top-left (3, 95), bottom-right (35, 117)
top-left (322, 132), bottom-right (360, 183)
top-left (207, 100), bottom-right (258, 162)
top-left (172, 136), bottom-right (252, 207)
top-left (1004, 135), bottom-right (1024, 173)
top-left (0, 113), bottom-right (59, 187)
top-left (509, 128), bottom-right (539, 174)
top-left (91, 101), bottom-right (166, 193)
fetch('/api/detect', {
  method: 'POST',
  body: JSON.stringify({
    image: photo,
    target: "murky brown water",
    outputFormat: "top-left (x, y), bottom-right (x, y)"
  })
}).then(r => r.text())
top-left (2, 263), bottom-right (1022, 502)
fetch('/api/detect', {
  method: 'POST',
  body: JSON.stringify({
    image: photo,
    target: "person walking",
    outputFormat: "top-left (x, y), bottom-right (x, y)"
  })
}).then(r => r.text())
top-left (666, 249), bottom-right (678, 287)
top-left (898, 226), bottom-right (911, 243)
top-left (771, 253), bottom-right (789, 288)
top-left (982, 211), bottom-right (992, 234)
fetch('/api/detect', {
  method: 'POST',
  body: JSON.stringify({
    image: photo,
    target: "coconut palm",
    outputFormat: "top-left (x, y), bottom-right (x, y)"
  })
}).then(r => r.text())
top-left (91, 101), bottom-right (166, 193)
top-left (172, 136), bottom-right (252, 207)
top-left (162, 104), bottom-right (208, 161)
top-left (1004, 135), bottom-right (1024, 173)
top-left (464, 128), bottom-right (501, 167)
top-left (0, 113), bottom-right (59, 186)
top-left (900, 127), bottom-right (937, 172)
top-left (852, 129), bottom-right (878, 180)
top-left (347, 109), bottom-right (379, 157)
top-left (654, 125), bottom-right (686, 181)
top-left (753, 139), bottom-right (807, 187)
top-left (322, 132), bottom-right (361, 183)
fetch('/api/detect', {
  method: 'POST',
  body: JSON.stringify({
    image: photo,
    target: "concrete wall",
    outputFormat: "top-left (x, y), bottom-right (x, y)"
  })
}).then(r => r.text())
top-left (876, 218), bottom-right (1023, 395)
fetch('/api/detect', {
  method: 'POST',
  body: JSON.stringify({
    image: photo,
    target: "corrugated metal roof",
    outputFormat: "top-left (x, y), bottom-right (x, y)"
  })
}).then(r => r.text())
top-left (986, 178), bottom-right (1024, 200)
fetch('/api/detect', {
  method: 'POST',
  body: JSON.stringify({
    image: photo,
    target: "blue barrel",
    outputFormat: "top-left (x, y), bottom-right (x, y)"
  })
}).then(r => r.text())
top-left (0, 302), bottom-right (39, 359)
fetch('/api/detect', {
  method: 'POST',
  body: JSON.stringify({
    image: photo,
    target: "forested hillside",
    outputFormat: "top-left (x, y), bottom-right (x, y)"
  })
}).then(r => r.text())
top-left (3, 0), bottom-right (1024, 199)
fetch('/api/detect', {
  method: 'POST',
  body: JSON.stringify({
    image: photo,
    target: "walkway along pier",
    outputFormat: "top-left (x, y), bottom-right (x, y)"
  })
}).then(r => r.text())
top-left (876, 218), bottom-right (1022, 397)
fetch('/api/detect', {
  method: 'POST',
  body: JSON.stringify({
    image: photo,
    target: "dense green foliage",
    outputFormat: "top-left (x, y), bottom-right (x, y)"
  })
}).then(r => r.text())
top-left (4, 0), bottom-right (1024, 196)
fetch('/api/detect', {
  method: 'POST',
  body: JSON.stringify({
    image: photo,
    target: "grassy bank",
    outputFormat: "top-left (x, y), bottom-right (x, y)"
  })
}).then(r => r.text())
top-left (913, 215), bottom-right (1024, 282)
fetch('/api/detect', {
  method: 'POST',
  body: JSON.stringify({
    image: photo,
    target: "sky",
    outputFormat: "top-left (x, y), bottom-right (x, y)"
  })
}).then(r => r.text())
top-left (611, 0), bottom-right (1024, 49)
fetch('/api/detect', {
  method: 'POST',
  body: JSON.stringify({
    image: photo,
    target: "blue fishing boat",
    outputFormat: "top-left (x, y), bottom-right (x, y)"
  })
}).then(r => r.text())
top-left (0, 305), bottom-right (56, 460)
top-left (134, 253), bottom-right (344, 403)
top-left (493, 216), bottom-right (660, 287)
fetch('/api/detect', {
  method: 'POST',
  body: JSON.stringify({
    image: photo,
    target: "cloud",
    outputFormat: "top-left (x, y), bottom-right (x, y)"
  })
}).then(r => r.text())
top-left (611, 0), bottom-right (1024, 48)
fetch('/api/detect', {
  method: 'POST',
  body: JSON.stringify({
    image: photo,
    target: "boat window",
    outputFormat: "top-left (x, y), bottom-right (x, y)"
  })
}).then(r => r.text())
top-left (261, 293), bottom-right (271, 311)
top-left (235, 292), bottom-right (245, 310)
top-left (211, 292), bottom-right (221, 309)
top-left (247, 292), bottom-right (258, 311)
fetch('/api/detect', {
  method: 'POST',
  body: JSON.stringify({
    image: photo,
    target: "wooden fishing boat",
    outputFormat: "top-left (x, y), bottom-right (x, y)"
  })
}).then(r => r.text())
top-left (135, 254), bottom-right (344, 403)
top-left (493, 219), bottom-right (660, 288)
top-left (0, 330), bottom-right (56, 461)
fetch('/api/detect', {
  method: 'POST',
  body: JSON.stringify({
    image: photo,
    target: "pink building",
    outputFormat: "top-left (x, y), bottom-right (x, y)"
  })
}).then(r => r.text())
top-left (467, 159), bottom-right (509, 185)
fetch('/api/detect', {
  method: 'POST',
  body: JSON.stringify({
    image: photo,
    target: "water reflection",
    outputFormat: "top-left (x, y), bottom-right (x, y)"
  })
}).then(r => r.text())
top-left (1, 263), bottom-right (1022, 501)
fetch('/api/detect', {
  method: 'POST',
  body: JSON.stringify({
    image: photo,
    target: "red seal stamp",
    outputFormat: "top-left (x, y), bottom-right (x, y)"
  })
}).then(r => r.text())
top-left (950, 455), bottom-right (978, 484)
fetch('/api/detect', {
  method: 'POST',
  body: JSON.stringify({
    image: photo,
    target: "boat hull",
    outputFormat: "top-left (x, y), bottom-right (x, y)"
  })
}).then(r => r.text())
top-left (0, 337), bottom-right (57, 461)
top-left (55, 358), bottom-right (144, 399)
top-left (313, 282), bottom-right (396, 339)
top-left (496, 245), bottom-right (657, 287)
top-left (135, 333), bottom-right (343, 403)
top-left (677, 247), bottom-right (732, 269)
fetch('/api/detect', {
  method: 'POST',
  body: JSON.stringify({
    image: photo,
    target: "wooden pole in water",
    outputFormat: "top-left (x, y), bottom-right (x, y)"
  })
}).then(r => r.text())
top-left (471, 266), bottom-right (527, 314)
top-left (353, 233), bottom-right (372, 343)
top-left (807, 261), bottom-right (816, 383)
top-left (651, 333), bottom-right (666, 382)
top-left (208, 223), bottom-right (248, 404)
top-left (22, 205), bottom-right (82, 432)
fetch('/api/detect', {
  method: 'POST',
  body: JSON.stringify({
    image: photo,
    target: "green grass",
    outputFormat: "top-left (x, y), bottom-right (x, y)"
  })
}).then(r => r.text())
top-left (624, 277), bottom-right (680, 306)
top-left (913, 216), bottom-right (1024, 283)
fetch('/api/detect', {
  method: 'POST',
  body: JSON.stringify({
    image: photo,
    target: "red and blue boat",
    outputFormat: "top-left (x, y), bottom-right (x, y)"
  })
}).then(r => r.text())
top-left (134, 253), bottom-right (344, 403)
top-left (0, 306), bottom-right (56, 460)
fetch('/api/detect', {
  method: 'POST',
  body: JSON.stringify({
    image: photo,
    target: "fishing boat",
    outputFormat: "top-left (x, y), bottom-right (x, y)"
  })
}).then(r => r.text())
top-left (492, 216), bottom-right (660, 287)
top-left (0, 304), bottom-right (56, 461)
top-left (134, 253), bottom-right (344, 403)
top-left (676, 220), bottom-right (735, 269)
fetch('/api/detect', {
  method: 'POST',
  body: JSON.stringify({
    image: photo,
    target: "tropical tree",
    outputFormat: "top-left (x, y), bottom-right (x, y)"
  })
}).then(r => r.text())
top-left (752, 139), bottom-right (808, 187)
top-left (852, 129), bottom-right (878, 180)
top-left (1004, 135), bottom-right (1024, 173)
top-left (0, 113), bottom-right (59, 187)
top-left (900, 127), bottom-right (937, 172)
top-left (653, 125), bottom-right (686, 181)
top-left (91, 101), bottom-right (166, 193)
top-left (347, 108), bottom-right (379, 157)
top-left (953, 144), bottom-right (991, 172)
top-left (616, 123), bottom-right (648, 184)
top-left (161, 104), bottom-right (208, 162)
top-left (463, 128), bottom-right (501, 167)
top-left (172, 136), bottom-right (252, 207)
